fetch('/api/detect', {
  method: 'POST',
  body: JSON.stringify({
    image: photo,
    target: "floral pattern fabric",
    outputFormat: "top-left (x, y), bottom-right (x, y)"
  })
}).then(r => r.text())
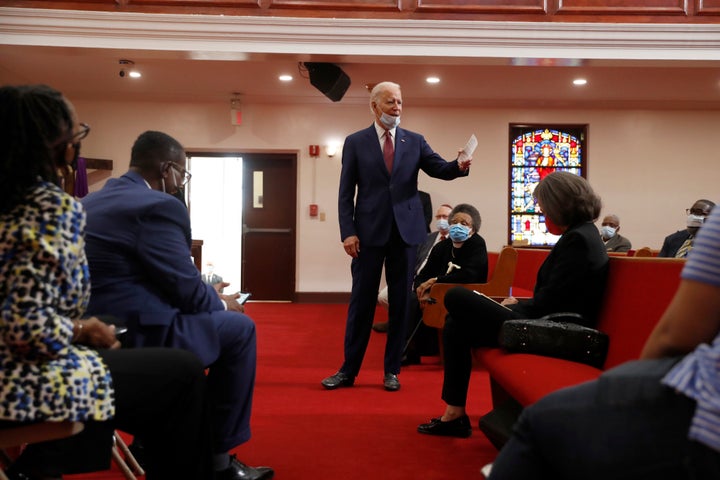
top-left (0, 182), bottom-right (114, 422)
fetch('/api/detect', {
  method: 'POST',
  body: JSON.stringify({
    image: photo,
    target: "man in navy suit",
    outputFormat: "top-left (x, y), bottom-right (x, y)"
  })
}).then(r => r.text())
top-left (374, 203), bottom-right (453, 331)
top-left (321, 81), bottom-right (472, 392)
top-left (658, 199), bottom-right (715, 258)
top-left (82, 131), bottom-right (273, 480)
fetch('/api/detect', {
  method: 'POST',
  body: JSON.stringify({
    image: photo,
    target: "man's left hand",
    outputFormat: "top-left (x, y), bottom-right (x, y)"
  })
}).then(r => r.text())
top-left (458, 156), bottom-right (472, 172)
top-left (221, 292), bottom-right (245, 312)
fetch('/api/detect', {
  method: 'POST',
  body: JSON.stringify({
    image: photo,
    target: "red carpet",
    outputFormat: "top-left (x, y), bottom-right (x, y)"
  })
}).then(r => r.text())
top-left (69, 303), bottom-right (497, 479)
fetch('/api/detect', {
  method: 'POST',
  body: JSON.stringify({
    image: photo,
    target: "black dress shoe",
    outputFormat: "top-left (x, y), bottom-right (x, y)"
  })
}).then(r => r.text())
top-left (216, 455), bottom-right (274, 480)
top-left (383, 373), bottom-right (401, 391)
top-left (417, 414), bottom-right (472, 438)
top-left (321, 371), bottom-right (355, 389)
top-left (372, 321), bottom-right (389, 333)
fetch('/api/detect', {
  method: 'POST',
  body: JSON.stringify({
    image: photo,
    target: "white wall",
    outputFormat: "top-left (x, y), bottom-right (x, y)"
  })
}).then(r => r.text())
top-left (74, 98), bottom-right (720, 293)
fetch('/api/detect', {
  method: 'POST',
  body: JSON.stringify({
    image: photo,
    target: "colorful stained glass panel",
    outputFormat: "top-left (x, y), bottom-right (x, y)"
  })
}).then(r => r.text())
top-left (509, 126), bottom-right (586, 247)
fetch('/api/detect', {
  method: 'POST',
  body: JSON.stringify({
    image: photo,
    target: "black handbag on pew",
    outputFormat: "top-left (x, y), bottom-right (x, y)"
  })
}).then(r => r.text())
top-left (499, 312), bottom-right (609, 368)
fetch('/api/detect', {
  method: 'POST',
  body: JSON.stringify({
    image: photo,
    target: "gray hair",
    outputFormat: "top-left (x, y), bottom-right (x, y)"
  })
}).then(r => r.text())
top-left (534, 171), bottom-right (602, 227)
top-left (369, 81), bottom-right (401, 114)
top-left (604, 214), bottom-right (620, 225)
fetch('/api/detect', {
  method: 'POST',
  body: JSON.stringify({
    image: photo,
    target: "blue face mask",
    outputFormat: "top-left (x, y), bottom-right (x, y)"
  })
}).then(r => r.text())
top-left (379, 112), bottom-right (400, 130)
top-left (436, 218), bottom-right (450, 233)
top-left (600, 226), bottom-right (616, 239)
top-left (449, 224), bottom-right (470, 243)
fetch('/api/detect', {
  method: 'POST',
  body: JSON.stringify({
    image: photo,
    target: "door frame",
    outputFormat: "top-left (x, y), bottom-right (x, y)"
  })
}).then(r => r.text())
top-left (186, 149), bottom-right (298, 301)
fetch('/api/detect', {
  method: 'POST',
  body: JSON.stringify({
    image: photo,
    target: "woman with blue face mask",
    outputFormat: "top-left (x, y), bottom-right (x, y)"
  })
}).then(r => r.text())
top-left (414, 204), bottom-right (488, 309)
top-left (408, 203), bottom-right (489, 364)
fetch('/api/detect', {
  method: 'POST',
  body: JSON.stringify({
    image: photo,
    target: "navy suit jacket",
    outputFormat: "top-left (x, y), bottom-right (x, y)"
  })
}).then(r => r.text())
top-left (658, 229), bottom-right (692, 257)
top-left (338, 124), bottom-right (467, 247)
top-left (81, 171), bottom-right (224, 364)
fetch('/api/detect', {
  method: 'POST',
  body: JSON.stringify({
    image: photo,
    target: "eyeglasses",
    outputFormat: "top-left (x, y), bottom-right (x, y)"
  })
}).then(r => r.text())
top-left (72, 123), bottom-right (91, 142)
top-left (169, 162), bottom-right (192, 187)
top-left (686, 208), bottom-right (709, 216)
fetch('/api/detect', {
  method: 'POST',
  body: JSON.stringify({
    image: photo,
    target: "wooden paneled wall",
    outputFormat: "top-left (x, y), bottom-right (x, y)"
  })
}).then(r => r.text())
top-left (5, 0), bottom-right (720, 23)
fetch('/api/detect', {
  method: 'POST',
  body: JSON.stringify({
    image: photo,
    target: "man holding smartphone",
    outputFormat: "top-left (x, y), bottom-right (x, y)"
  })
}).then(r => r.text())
top-left (82, 131), bottom-right (273, 480)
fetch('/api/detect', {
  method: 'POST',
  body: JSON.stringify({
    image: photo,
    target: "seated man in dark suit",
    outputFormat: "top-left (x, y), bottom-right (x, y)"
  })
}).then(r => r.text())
top-left (405, 203), bottom-right (489, 364)
top-left (599, 214), bottom-right (632, 252)
top-left (82, 131), bottom-right (273, 480)
top-left (658, 199), bottom-right (715, 258)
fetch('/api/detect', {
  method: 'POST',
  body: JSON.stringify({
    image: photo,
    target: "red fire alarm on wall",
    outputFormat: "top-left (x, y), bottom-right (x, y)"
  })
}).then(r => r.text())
top-left (309, 145), bottom-right (320, 157)
top-left (309, 204), bottom-right (318, 217)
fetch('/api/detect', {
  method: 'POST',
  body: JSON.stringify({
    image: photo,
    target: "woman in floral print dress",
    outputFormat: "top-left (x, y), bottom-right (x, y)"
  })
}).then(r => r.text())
top-left (0, 84), bottom-right (213, 479)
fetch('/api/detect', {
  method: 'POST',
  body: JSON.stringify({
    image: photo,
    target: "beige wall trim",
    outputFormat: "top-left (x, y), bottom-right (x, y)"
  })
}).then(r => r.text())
top-left (3, 7), bottom-right (720, 61)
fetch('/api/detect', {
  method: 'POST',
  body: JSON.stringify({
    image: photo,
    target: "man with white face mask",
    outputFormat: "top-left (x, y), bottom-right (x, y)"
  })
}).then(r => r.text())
top-left (659, 199), bottom-right (715, 258)
top-left (82, 131), bottom-right (273, 480)
top-left (599, 214), bottom-right (632, 253)
top-left (324, 81), bottom-right (472, 392)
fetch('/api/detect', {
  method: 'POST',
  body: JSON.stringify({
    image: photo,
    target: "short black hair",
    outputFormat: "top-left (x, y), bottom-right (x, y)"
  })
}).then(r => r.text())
top-left (694, 199), bottom-right (716, 211)
top-left (130, 130), bottom-right (185, 171)
top-left (0, 84), bottom-right (73, 214)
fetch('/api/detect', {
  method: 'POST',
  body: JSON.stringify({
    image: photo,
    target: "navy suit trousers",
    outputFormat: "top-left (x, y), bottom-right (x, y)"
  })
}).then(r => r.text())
top-left (341, 221), bottom-right (417, 376)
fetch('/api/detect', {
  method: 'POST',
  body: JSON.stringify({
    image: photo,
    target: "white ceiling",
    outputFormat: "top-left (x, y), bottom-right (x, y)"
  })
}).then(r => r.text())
top-left (1, 8), bottom-right (720, 110)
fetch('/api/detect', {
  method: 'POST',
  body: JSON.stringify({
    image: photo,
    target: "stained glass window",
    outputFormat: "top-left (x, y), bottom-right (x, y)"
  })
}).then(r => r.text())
top-left (509, 125), bottom-right (587, 247)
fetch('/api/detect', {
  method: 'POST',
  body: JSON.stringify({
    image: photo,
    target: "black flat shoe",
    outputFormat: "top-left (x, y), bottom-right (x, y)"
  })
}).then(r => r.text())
top-left (321, 371), bottom-right (355, 389)
top-left (383, 373), bottom-right (401, 391)
top-left (417, 414), bottom-right (472, 438)
top-left (216, 455), bottom-right (274, 480)
top-left (372, 322), bottom-right (389, 333)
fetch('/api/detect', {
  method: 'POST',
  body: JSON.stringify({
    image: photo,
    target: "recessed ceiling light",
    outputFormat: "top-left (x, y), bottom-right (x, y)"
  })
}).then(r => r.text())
top-left (279, 74), bottom-right (293, 82)
top-left (573, 78), bottom-right (588, 86)
top-left (426, 77), bottom-right (440, 84)
top-left (128, 71), bottom-right (142, 79)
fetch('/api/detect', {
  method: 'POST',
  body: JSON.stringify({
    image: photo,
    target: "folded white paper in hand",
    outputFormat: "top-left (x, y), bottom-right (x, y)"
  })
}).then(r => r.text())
top-left (458, 134), bottom-right (478, 163)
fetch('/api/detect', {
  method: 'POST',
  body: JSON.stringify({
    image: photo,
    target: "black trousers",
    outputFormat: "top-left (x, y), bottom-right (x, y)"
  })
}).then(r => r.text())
top-left (9, 348), bottom-right (214, 479)
top-left (442, 287), bottom-right (519, 407)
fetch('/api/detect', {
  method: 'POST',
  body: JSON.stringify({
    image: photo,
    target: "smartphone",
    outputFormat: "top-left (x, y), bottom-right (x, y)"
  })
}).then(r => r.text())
top-left (115, 326), bottom-right (129, 335)
top-left (114, 326), bottom-right (129, 343)
top-left (236, 292), bottom-right (252, 305)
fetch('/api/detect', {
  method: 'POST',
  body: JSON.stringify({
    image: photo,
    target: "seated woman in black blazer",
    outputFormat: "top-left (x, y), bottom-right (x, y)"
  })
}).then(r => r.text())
top-left (417, 171), bottom-right (609, 438)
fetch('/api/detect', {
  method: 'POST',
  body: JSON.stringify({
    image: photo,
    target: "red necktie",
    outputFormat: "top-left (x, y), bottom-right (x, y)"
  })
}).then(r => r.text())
top-left (383, 130), bottom-right (394, 173)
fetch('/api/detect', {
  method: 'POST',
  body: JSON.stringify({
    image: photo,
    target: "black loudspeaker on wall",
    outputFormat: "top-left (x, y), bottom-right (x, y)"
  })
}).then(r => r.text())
top-left (304, 62), bottom-right (351, 102)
